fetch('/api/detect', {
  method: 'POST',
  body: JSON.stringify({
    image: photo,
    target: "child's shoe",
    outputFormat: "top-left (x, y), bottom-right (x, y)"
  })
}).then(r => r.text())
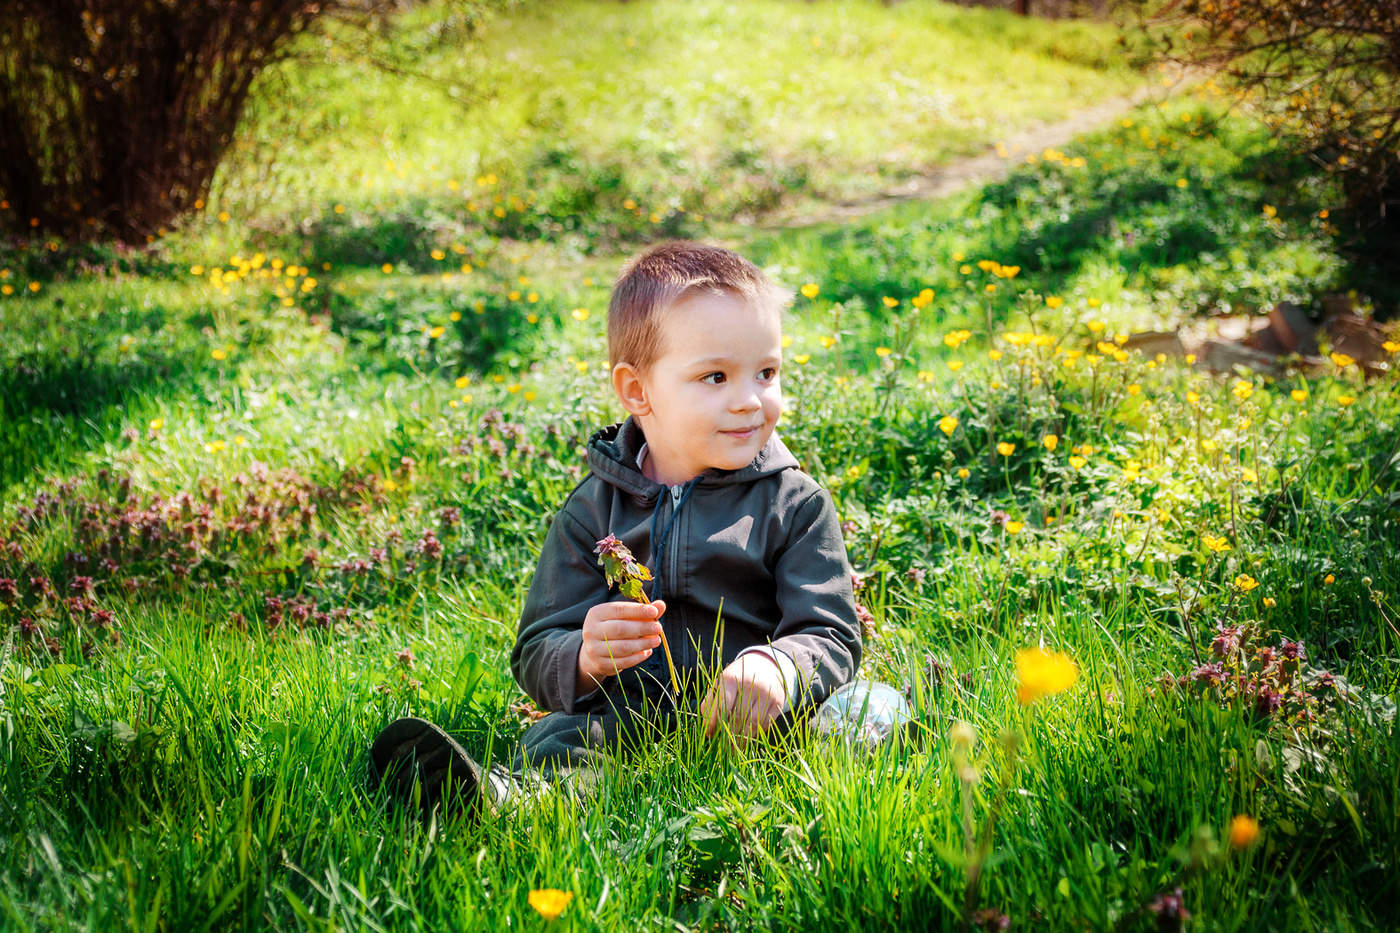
top-left (369, 717), bottom-right (512, 819)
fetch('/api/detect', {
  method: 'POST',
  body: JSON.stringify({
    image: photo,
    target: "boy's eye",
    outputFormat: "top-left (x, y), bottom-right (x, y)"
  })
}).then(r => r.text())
top-left (701, 372), bottom-right (726, 385)
top-left (760, 367), bottom-right (778, 381)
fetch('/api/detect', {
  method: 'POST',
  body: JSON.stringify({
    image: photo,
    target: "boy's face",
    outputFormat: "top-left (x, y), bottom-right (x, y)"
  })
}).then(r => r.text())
top-left (614, 290), bottom-right (783, 486)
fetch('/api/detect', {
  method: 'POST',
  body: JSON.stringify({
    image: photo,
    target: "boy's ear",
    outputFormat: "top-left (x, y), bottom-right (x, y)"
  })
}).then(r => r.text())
top-left (611, 362), bottom-right (652, 416)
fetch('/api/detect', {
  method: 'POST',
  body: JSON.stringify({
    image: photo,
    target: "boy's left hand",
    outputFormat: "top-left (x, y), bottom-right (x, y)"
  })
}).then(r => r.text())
top-left (701, 654), bottom-right (786, 739)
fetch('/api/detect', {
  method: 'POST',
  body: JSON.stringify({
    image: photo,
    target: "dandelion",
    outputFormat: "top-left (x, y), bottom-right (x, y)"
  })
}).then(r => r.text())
top-left (381, 263), bottom-right (394, 274)
top-left (1069, 455), bottom-right (1087, 470)
top-left (1291, 389), bottom-right (1308, 402)
top-left (819, 335), bottom-right (836, 349)
top-left (985, 284), bottom-right (997, 294)
top-left (781, 336), bottom-right (794, 348)
top-left (938, 415), bottom-right (958, 436)
top-left (571, 308), bottom-right (590, 321)
top-left (529, 889), bottom-right (573, 921)
top-left (211, 348), bottom-right (227, 361)
top-left (1045, 296), bottom-right (1063, 309)
top-left (430, 249), bottom-right (446, 261)
top-left (1042, 434), bottom-right (1058, 451)
top-left (881, 296), bottom-right (899, 309)
top-left (1087, 320), bottom-right (1105, 334)
top-left (948, 360), bottom-right (964, 372)
top-left (996, 442), bottom-right (1015, 456)
top-left (1330, 352), bottom-right (1356, 368)
top-left (1005, 520), bottom-right (1024, 534)
top-left (794, 354), bottom-right (810, 364)
top-left (988, 349), bottom-right (1003, 361)
top-left (428, 326), bottom-right (446, 339)
top-left (999, 265), bottom-right (1020, 279)
top-left (1015, 647), bottom-right (1078, 704)
top-left (1232, 380), bottom-right (1254, 401)
top-left (943, 330), bottom-right (972, 349)
top-left (28, 281), bottom-right (41, 293)
top-left (957, 467), bottom-right (970, 479)
top-left (1234, 574), bottom-right (1259, 591)
top-left (1228, 815), bottom-right (1260, 849)
top-left (875, 346), bottom-right (892, 357)
top-left (1176, 178), bottom-right (1189, 188)
top-left (1337, 395), bottom-right (1356, 407)
top-left (800, 283), bottom-right (820, 299)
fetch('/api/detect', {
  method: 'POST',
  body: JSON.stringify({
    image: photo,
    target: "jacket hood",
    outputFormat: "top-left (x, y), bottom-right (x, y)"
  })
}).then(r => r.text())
top-left (586, 417), bottom-right (799, 499)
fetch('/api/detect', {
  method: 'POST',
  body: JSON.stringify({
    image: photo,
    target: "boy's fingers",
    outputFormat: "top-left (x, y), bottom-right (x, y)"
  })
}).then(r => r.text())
top-left (594, 637), bottom-right (656, 658)
top-left (597, 618), bottom-right (663, 641)
top-left (595, 648), bottom-right (651, 675)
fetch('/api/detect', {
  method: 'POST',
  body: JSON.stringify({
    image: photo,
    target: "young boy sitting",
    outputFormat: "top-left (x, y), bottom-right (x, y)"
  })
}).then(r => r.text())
top-left (370, 240), bottom-right (862, 817)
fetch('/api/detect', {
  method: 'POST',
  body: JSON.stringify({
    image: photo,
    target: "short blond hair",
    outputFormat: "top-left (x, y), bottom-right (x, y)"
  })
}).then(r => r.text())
top-left (607, 241), bottom-right (791, 373)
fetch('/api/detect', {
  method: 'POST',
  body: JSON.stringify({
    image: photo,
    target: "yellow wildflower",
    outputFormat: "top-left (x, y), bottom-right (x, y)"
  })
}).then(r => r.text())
top-left (875, 346), bottom-right (892, 357)
top-left (1005, 520), bottom-right (1024, 534)
top-left (1330, 352), bottom-right (1355, 368)
top-left (1202, 534), bottom-right (1231, 554)
top-left (1291, 389), bottom-right (1308, 402)
top-left (1015, 647), bottom-right (1078, 704)
top-left (1068, 455), bottom-right (1087, 470)
top-left (997, 442), bottom-right (1016, 456)
top-left (800, 283), bottom-right (820, 299)
top-left (1338, 395), bottom-right (1355, 407)
top-left (957, 467), bottom-right (970, 479)
top-left (1042, 434), bottom-right (1058, 451)
top-left (948, 360), bottom-right (964, 372)
top-left (528, 889), bottom-right (573, 921)
top-left (1234, 574), bottom-right (1259, 591)
top-left (1045, 296), bottom-right (1063, 309)
top-left (1228, 815), bottom-right (1260, 849)
top-left (938, 415), bottom-right (958, 436)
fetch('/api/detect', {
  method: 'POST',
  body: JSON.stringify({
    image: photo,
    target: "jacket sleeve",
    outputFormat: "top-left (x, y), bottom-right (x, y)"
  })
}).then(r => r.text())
top-left (511, 501), bottom-right (610, 714)
top-left (767, 488), bottom-right (862, 707)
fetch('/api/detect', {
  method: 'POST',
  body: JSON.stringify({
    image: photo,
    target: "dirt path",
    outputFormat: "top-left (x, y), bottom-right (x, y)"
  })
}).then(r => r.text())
top-left (760, 69), bottom-right (1205, 231)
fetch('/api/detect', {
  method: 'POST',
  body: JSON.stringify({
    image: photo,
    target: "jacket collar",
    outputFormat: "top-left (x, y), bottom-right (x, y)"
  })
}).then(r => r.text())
top-left (586, 416), bottom-right (799, 498)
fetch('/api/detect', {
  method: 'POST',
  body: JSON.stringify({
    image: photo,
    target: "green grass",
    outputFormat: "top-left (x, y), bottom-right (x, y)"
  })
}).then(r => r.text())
top-left (3, 2), bottom-right (1399, 930)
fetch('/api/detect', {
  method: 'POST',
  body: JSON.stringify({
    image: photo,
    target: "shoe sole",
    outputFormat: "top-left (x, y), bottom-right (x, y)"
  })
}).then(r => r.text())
top-left (368, 717), bottom-right (489, 818)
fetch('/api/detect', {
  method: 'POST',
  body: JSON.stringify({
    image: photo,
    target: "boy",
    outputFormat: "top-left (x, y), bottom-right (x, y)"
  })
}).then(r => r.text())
top-left (370, 241), bottom-right (861, 817)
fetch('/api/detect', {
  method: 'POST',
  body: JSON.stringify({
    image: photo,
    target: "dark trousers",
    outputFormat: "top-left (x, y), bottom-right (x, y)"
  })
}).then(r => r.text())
top-left (513, 681), bottom-right (682, 772)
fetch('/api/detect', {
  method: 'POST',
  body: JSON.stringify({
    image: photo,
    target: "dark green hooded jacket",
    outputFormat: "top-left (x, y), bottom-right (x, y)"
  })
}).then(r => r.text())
top-left (511, 416), bottom-right (862, 715)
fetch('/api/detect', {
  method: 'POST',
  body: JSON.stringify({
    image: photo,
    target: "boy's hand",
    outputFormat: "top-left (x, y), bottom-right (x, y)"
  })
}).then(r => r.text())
top-left (701, 654), bottom-right (786, 740)
top-left (576, 599), bottom-right (667, 695)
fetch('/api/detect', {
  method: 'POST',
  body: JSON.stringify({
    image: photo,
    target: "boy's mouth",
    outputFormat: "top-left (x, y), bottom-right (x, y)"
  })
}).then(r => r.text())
top-left (721, 425), bottom-right (762, 439)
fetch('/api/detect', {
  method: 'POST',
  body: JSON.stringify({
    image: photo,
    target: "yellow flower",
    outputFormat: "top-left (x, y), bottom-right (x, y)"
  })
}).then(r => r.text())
top-left (211, 348), bottom-right (227, 361)
top-left (1338, 395), bottom-right (1355, 407)
top-left (1176, 178), bottom-right (1188, 188)
top-left (571, 308), bottom-right (590, 321)
top-left (988, 349), bottom-right (1003, 361)
top-left (381, 263), bottom-right (394, 274)
top-left (576, 360), bottom-right (589, 373)
top-left (1005, 520), bottom-right (1024, 534)
top-left (455, 376), bottom-right (471, 389)
top-left (149, 418), bottom-right (164, 431)
top-left (917, 370), bottom-right (936, 383)
top-left (1087, 320), bottom-right (1105, 333)
top-left (1330, 352), bottom-right (1355, 368)
top-left (999, 265), bottom-right (1020, 279)
top-left (1241, 467), bottom-right (1258, 483)
top-left (28, 281), bottom-right (41, 293)
top-left (1291, 389), bottom-right (1308, 402)
top-left (819, 335), bottom-right (836, 349)
top-left (428, 326), bottom-right (446, 339)
top-left (801, 283), bottom-right (820, 299)
top-left (1262, 597), bottom-right (1276, 608)
top-left (875, 346), bottom-right (892, 357)
top-left (508, 290), bottom-right (521, 301)
top-left (948, 360), bottom-right (964, 372)
top-left (985, 284), bottom-right (997, 294)
top-left (1234, 574), bottom-right (1259, 591)
top-left (1042, 434), bottom-right (1058, 451)
top-left (977, 259), bottom-right (999, 273)
top-left (1186, 391), bottom-right (1200, 405)
top-left (1232, 379), bottom-right (1254, 401)
top-left (882, 296), bottom-right (899, 309)
top-left (996, 442), bottom-right (1015, 457)
top-left (1228, 815), bottom-right (1260, 849)
top-left (943, 329), bottom-right (972, 349)
top-left (430, 248), bottom-right (446, 261)
top-left (1383, 340), bottom-right (1400, 354)
top-left (794, 354), bottom-right (810, 364)
top-left (1127, 383), bottom-right (1141, 396)
top-left (960, 264), bottom-right (973, 275)
top-left (528, 889), bottom-right (573, 920)
top-left (938, 415), bottom-right (958, 436)
top-left (384, 478), bottom-right (398, 491)
top-left (1202, 534), bottom-right (1231, 553)
top-left (1045, 296), bottom-right (1063, 309)
top-left (781, 336), bottom-right (794, 348)
top-left (957, 467), bottom-right (970, 479)
top-left (1068, 455), bottom-right (1087, 470)
top-left (1323, 573), bottom-right (1335, 585)
top-left (1015, 647), bottom-right (1078, 704)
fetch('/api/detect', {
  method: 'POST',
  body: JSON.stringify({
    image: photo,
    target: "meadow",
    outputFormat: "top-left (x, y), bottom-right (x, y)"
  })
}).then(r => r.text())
top-left (2, 1), bottom-right (1398, 930)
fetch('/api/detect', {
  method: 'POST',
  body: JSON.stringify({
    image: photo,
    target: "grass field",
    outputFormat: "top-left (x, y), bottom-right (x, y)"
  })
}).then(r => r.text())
top-left (2, 1), bottom-right (1398, 930)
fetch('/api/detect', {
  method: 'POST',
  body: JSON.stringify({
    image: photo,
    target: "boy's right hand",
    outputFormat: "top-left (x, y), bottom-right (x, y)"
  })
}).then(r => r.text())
top-left (576, 599), bottom-right (667, 695)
